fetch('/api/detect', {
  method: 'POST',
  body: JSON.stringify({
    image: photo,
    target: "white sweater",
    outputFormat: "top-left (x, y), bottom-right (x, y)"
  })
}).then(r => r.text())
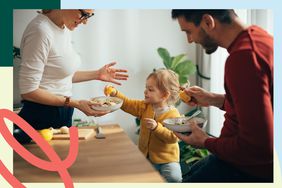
top-left (19, 14), bottom-right (81, 97)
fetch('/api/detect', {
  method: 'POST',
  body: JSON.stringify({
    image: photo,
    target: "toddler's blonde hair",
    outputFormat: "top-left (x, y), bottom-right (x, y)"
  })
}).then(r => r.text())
top-left (147, 68), bottom-right (180, 105)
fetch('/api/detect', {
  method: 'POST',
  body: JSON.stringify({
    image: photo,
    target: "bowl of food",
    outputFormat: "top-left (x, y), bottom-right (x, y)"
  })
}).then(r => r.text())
top-left (163, 117), bottom-right (207, 133)
top-left (90, 96), bottom-right (123, 111)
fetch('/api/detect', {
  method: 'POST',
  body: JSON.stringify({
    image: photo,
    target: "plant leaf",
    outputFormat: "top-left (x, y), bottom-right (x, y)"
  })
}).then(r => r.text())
top-left (157, 47), bottom-right (172, 68)
top-left (171, 53), bottom-right (186, 69)
top-left (185, 157), bottom-right (201, 164)
top-left (175, 60), bottom-right (196, 76)
top-left (196, 149), bottom-right (210, 157)
top-left (179, 75), bottom-right (189, 86)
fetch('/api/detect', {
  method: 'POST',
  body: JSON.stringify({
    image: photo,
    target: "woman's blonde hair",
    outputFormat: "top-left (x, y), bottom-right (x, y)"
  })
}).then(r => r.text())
top-left (147, 68), bottom-right (180, 105)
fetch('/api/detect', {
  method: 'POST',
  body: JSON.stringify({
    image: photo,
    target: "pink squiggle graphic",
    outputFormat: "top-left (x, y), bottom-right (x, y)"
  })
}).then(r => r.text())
top-left (0, 160), bottom-right (24, 188)
top-left (0, 109), bottom-right (79, 188)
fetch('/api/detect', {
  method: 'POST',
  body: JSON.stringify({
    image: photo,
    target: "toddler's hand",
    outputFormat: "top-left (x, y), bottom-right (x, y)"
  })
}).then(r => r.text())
top-left (104, 85), bottom-right (117, 96)
top-left (144, 118), bottom-right (158, 130)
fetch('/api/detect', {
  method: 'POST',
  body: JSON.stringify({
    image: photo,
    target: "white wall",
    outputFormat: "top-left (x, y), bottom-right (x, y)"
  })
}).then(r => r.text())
top-left (13, 10), bottom-right (39, 47)
top-left (13, 9), bottom-right (196, 143)
top-left (71, 10), bottom-right (196, 143)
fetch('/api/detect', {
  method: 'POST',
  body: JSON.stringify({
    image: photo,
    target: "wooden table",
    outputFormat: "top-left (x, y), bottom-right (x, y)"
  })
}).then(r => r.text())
top-left (13, 124), bottom-right (164, 183)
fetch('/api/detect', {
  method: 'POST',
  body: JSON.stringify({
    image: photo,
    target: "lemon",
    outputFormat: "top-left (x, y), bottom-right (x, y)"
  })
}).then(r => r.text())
top-left (38, 129), bottom-right (53, 141)
top-left (104, 85), bottom-right (116, 96)
top-left (179, 90), bottom-right (191, 103)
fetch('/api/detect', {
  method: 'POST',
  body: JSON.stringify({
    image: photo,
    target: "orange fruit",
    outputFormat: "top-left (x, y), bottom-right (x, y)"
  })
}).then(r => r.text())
top-left (179, 90), bottom-right (191, 103)
top-left (104, 85), bottom-right (116, 96)
top-left (38, 129), bottom-right (53, 141)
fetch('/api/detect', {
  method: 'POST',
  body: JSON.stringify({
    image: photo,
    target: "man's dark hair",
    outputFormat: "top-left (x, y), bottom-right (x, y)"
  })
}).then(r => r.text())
top-left (171, 9), bottom-right (237, 26)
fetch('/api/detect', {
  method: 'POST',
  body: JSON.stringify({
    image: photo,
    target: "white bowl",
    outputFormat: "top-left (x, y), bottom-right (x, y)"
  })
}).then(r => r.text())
top-left (163, 117), bottom-right (207, 133)
top-left (90, 96), bottom-right (123, 112)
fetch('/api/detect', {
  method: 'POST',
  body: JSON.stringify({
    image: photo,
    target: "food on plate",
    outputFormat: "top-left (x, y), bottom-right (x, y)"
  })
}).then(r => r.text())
top-left (38, 128), bottom-right (53, 141)
top-left (90, 96), bottom-right (123, 111)
top-left (175, 118), bottom-right (189, 125)
top-left (163, 117), bottom-right (207, 133)
top-left (179, 90), bottom-right (191, 103)
top-left (90, 97), bottom-right (120, 107)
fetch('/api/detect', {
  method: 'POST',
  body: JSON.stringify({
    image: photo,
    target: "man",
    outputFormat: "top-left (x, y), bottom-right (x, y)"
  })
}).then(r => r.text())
top-left (171, 10), bottom-right (273, 182)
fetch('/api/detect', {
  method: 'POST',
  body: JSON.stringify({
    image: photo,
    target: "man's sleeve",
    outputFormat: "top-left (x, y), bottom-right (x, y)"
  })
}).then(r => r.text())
top-left (205, 50), bottom-right (273, 165)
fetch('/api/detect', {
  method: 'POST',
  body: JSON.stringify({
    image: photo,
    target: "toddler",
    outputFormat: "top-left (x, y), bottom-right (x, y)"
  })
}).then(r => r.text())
top-left (104, 68), bottom-right (182, 182)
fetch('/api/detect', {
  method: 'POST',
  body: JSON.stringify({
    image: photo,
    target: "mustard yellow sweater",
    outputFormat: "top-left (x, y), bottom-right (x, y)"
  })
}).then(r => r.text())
top-left (116, 91), bottom-right (181, 164)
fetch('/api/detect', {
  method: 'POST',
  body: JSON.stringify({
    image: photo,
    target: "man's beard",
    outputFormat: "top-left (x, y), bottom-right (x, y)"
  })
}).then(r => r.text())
top-left (199, 28), bottom-right (218, 54)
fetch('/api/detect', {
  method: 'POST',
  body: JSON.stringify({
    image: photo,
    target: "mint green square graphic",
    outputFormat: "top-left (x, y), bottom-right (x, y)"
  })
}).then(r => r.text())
top-left (0, 0), bottom-right (60, 67)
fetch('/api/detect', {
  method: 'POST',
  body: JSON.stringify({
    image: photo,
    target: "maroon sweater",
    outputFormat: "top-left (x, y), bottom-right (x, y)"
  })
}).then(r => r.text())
top-left (205, 26), bottom-right (273, 180)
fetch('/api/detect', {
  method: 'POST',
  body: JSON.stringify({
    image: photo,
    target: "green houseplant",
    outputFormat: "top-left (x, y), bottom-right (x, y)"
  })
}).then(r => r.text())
top-left (157, 47), bottom-right (196, 86)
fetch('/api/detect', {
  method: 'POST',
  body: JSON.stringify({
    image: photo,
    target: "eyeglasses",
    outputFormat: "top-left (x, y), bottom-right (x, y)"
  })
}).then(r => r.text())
top-left (78, 9), bottom-right (94, 20)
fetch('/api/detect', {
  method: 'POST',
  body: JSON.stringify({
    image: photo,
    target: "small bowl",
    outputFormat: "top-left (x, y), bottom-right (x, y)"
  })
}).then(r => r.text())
top-left (163, 117), bottom-right (207, 133)
top-left (90, 96), bottom-right (123, 112)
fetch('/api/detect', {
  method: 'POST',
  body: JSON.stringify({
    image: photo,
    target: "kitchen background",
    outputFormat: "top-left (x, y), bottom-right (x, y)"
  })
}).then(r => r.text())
top-left (13, 9), bottom-right (273, 143)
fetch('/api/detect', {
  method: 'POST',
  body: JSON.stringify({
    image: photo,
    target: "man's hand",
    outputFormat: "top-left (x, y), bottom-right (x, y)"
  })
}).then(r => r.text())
top-left (173, 122), bottom-right (209, 148)
top-left (143, 118), bottom-right (158, 130)
top-left (184, 86), bottom-right (225, 108)
top-left (184, 86), bottom-right (212, 106)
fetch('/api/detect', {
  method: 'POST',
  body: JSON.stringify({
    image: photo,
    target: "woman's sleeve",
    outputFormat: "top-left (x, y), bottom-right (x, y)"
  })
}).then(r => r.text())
top-left (19, 27), bottom-right (52, 94)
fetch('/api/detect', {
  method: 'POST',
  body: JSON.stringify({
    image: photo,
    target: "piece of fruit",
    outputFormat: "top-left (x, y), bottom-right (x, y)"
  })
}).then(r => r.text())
top-left (60, 126), bottom-right (69, 134)
top-left (104, 85), bottom-right (116, 96)
top-left (50, 127), bottom-right (61, 134)
top-left (179, 90), bottom-right (191, 103)
top-left (38, 129), bottom-right (53, 141)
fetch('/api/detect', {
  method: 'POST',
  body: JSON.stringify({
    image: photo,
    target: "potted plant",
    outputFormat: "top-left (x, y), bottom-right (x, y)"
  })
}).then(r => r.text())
top-left (157, 47), bottom-right (196, 86)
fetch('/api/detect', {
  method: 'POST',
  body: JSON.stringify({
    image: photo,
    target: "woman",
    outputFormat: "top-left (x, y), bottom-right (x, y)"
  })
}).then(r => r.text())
top-left (14, 9), bottom-right (128, 144)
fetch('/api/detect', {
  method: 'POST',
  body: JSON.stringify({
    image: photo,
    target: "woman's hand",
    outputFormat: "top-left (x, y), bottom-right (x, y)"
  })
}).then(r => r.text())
top-left (76, 100), bottom-right (110, 117)
top-left (143, 118), bottom-right (158, 130)
top-left (97, 62), bottom-right (128, 85)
